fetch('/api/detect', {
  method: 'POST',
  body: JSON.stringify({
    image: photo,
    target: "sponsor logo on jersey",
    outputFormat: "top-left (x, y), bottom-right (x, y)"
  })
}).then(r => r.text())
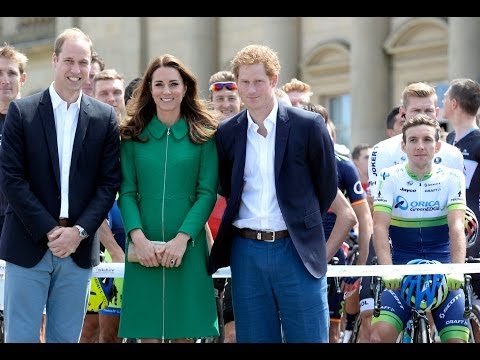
top-left (394, 196), bottom-right (408, 210)
top-left (400, 187), bottom-right (416, 193)
top-left (445, 319), bottom-right (468, 325)
top-left (370, 149), bottom-right (377, 176)
top-left (394, 196), bottom-right (441, 211)
top-left (354, 180), bottom-right (364, 195)
top-left (440, 292), bottom-right (462, 316)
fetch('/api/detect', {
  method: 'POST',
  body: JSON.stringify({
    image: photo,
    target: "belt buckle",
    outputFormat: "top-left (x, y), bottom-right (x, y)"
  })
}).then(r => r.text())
top-left (263, 230), bottom-right (275, 242)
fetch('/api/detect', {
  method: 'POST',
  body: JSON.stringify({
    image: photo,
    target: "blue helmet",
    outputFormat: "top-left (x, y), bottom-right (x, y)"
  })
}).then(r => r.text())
top-left (400, 259), bottom-right (448, 311)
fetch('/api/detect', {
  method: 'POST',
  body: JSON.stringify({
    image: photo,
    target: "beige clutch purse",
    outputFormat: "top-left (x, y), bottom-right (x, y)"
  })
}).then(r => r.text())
top-left (127, 241), bottom-right (166, 262)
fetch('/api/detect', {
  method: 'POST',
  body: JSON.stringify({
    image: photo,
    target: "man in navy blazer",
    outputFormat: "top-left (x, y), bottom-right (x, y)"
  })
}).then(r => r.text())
top-left (208, 45), bottom-right (337, 343)
top-left (0, 28), bottom-right (121, 343)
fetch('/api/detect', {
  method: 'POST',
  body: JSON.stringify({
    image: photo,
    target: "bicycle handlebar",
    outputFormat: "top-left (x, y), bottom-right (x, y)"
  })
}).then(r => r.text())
top-left (373, 276), bottom-right (383, 317)
top-left (463, 274), bottom-right (473, 319)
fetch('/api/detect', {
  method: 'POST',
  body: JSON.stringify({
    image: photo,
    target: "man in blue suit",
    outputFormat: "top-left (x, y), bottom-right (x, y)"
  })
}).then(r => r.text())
top-left (208, 44), bottom-right (338, 343)
top-left (0, 28), bottom-right (121, 343)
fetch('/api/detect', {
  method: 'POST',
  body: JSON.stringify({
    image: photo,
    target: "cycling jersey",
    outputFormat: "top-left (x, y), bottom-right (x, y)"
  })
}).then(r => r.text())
top-left (372, 163), bottom-right (469, 342)
top-left (99, 200), bottom-right (125, 315)
top-left (368, 134), bottom-right (464, 197)
top-left (374, 163), bottom-right (466, 264)
top-left (446, 129), bottom-right (480, 257)
top-left (323, 152), bottom-right (367, 237)
top-left (325, 152), bottom-right (367, 320)
top-left (447, 128), bottom-right (480, 299)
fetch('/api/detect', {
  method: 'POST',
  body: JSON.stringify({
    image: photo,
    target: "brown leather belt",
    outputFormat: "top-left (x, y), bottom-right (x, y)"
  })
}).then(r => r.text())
top-left (58, 218), bottom-right (69, 227)
top-left (237, 228), bottom-right (289, 242)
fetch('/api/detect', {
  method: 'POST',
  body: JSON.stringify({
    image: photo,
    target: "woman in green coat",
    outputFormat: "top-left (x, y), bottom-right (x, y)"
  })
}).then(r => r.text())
top-left (117, 54), bottom-right (219, 342)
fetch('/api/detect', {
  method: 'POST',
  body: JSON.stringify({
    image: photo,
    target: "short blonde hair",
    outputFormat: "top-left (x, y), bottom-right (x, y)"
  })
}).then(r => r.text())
top-left (230, 45), bottom-right (281, 80)
top-left (93, 68), bottom-right (124, 95)
top-left (0, 43), bottom-right (28, 75)
top-left (281, 78), bottom-right (313, 96)
top-left (401, 82), bottom-right (437, 109)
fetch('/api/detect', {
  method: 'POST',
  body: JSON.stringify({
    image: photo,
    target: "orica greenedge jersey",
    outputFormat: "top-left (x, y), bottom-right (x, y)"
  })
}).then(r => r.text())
top-left (368, 134), bottom-right (464, 197)
top-left (373, 163), bottom-right (466, 264)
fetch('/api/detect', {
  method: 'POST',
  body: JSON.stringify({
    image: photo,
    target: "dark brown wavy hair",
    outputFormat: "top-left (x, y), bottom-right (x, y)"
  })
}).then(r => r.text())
top-left (120, 54), bottom-right (217, 144)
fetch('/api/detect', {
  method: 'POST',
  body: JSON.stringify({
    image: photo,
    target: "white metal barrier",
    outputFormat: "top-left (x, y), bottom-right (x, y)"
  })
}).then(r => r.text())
top-left (1, 260), bottom-right (480, 310)
top-left (2, 260), bottom-right (480, 279)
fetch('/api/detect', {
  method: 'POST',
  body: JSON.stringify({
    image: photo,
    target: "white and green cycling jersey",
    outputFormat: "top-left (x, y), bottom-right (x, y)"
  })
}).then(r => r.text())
top-left (373, 163), bottom-right (466, 264)
top-left (368, 134), bottom-right (464, 197)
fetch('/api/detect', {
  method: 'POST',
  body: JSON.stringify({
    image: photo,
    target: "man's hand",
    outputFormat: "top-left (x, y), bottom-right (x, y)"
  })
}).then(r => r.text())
top-left (383, 275), bottom-right (402, 290)
top-left (446, 273), bottom-right (464, 290)
top-left (47, 227), bottom-right (81, 258)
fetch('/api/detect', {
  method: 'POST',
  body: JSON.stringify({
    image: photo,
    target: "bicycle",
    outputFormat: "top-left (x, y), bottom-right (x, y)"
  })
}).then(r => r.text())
top-left (343, 255), bottom-right (378, 343)
top-left (372, 272), bottom-right (473, 343)
top-left (465, 256), bottom-right (480, 343)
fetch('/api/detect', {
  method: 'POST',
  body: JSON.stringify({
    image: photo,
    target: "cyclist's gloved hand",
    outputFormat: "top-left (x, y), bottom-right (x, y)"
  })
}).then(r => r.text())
top-left (341, 276), bottom-right (361, 289)
top-left (383, 275), bottom-right (402, 290)
top-left (341, 276), bottom-right (362, 298)
top-left (446, 273), bottom-right (464, 290)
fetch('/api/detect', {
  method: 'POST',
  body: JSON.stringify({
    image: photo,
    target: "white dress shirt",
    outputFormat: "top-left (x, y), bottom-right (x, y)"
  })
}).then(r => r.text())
top-left (49, 83), bottom-right (81, 219)
top-left (233, 99), bottom-right (287, 231)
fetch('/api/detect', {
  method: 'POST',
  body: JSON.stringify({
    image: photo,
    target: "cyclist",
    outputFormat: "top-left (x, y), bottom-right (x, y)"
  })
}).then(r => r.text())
top-left (442, 78), bottom-right (480, 308)
top-left (366, 82), bottom-right (465, 342)
top-left (206, 71), bottom-right (242, 343)
top-left (98, 201), bottom-right (125, 343)
top-left (302, 103), bottom-right (372, 342)
top-left (370, 114), bottom-right (469, 343)
top-left (368, 82), bottom-right (464, 196)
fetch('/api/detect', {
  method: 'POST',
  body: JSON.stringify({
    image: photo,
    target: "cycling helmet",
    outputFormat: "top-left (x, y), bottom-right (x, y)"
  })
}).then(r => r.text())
top-left (399, 259), bottom-right (448, 311)
top-left (465, 206), bottom-right (478, 249)
top-left (87, 277), bottom-right (113, 312)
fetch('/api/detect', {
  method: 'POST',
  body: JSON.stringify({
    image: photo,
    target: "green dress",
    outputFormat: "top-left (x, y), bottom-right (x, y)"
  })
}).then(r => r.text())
top-left (117, 116), bottom-right (219, 340)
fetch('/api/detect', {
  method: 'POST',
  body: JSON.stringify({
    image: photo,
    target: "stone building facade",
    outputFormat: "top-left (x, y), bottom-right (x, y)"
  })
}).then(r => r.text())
top-left (1, 17), bottom-right (479, 148)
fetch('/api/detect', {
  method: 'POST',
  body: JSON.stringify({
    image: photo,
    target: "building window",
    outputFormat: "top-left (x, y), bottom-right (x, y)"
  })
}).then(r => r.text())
top-left (328, 93), bottom-right (352, 150)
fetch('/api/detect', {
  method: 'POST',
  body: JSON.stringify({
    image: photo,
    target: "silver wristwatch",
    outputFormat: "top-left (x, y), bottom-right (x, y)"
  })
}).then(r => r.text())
top-left (74, 225), bottom-right (89, 240)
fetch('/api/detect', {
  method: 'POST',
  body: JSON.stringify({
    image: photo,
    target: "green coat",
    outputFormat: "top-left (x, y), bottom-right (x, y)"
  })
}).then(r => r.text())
top-left (118, 116), bottom-right (219, 340)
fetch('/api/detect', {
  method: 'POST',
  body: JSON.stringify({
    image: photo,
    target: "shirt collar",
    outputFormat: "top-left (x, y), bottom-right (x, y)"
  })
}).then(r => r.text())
top-left (49, 82), bottom-right (82, 110)
top-left (246, 97), bottom-right (279, 129)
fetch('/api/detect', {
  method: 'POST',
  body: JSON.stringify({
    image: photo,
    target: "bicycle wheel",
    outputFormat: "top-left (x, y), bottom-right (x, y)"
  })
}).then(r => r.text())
top-left (468, 304), bottom-right (480, 343)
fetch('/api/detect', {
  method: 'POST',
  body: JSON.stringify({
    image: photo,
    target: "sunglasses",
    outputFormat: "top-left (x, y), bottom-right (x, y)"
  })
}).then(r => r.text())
top-left (209, 81), bottom-right (238, 92)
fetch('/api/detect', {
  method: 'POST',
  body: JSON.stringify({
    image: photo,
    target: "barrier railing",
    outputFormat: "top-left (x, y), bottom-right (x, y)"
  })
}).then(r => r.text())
top-left (2, 260), bottom-right (480, 279)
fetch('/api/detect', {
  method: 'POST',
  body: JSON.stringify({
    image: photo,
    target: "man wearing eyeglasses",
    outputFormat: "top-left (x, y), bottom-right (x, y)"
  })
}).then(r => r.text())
top-left (208, 45), bottom-right (337, 343)
top-left (206, 71), bottom-right (242, 343)
top-left (208, 72), bottom-right (242, 123)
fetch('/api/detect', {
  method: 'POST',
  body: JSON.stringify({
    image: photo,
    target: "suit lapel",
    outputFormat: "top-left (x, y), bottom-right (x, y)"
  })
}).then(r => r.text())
top-left (275, 104), bottom-right (290, 181)
top-left (40, 90), bottom-right (61, 191)
top-left (233, 113), bottom-right (248, 190)
top-left (70, 97), bottom-right (90, 177)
